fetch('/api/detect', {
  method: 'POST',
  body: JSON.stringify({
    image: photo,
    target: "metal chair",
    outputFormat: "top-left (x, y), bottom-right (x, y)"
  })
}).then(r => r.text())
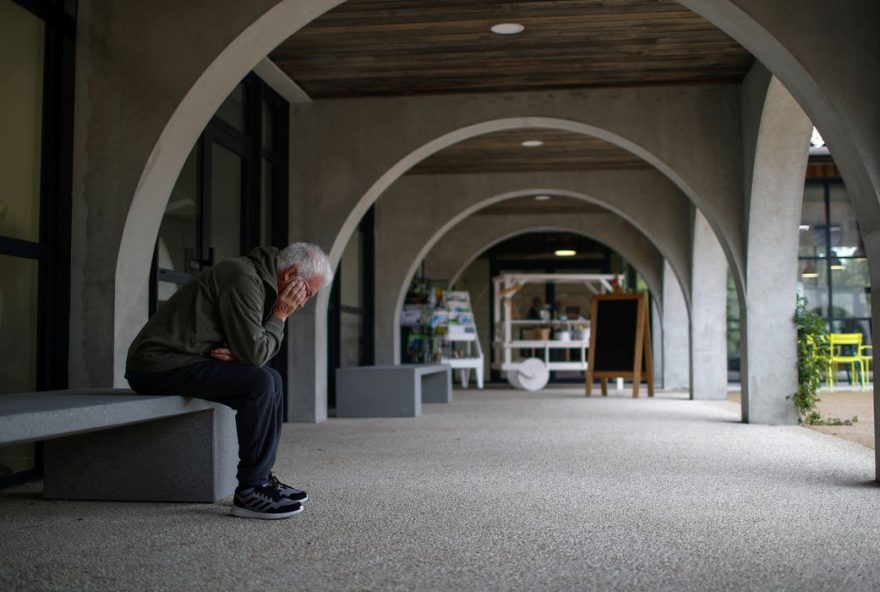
top-left (827, 333), bottom-right (865, 391)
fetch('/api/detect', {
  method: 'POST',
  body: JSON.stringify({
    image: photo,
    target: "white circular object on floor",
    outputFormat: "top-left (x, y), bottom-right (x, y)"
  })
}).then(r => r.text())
top-left (509, 358), bottom-right (550, 391)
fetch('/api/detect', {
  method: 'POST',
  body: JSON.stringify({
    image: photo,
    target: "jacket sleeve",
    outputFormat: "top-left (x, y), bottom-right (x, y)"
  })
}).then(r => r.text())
top-left (218, 276), bottom-right (285, 367)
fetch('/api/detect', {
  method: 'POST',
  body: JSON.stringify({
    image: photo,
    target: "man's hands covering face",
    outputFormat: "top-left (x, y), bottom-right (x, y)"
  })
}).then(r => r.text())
top-left (272, 278), bottom-right (309, 322)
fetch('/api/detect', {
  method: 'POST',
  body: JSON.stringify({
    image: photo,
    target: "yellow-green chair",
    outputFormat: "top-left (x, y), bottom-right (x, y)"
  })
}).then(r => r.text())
top-left (859, 343), bottom-right (872, 390)
top-left (827, 333), bottom-right (864, 391)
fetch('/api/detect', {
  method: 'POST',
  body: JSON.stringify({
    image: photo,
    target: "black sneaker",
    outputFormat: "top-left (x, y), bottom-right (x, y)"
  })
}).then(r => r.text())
top-left (267, 472), bottom-right (309, 503)
top-left (231, 483), bottom-right (304, 520)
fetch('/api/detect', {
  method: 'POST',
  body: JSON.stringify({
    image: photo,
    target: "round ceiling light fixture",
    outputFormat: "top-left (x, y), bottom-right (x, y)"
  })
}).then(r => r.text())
top-left (491, 22), bottom-right (525, 35)
top-left (521, 140), bottom-right (544, 147)
top-left (533, 195), bottom-right (551, 201)
top-left (555, 249), bottom-right (577, 257)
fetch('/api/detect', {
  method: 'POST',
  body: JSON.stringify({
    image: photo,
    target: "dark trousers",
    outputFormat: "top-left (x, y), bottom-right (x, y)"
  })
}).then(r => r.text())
top-left (126, 360), bottom-right (283, 489)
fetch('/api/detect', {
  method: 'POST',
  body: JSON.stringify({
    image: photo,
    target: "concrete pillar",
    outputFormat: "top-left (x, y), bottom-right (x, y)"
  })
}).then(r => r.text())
top-left (287, 302), bottom-right (327, 423)
top-left (741, 75), bottom-right (811, 424)
top-left (868, 232), bottom-right (880, 480)
top-left (663, 261), bottom-right (690, 391)
top-left (652, 302), bottom-right (663, 387)
top-left (691, 210), bottom-right (729, 400)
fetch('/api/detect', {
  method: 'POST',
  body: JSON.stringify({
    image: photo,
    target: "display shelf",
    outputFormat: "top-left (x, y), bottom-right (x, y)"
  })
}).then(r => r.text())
top-left (437, 291), bottom-right (484, 389)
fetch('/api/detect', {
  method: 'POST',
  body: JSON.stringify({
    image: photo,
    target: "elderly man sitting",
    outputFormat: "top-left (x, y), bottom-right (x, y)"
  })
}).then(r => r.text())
top-left (126, 242), bottom-right (332, 519)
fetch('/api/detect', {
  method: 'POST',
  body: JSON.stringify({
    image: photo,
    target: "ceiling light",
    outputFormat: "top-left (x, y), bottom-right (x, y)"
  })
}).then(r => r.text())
top-left (491, 23), bottom-right (524, 35)
top-left (521, 140), bottom-right (543, 147)
top-left (799, 225), bottom-right (810, 231)
top-left (801, 261), bottom-right (818, 278)
top-left (534, 195), bottom-right (551, 201)
top-left (555, 250), bottom-right (576, 257)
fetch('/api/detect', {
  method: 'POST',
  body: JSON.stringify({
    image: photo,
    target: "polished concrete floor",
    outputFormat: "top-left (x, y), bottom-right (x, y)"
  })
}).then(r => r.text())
top-left (2, 388), bottom-right (879, 591)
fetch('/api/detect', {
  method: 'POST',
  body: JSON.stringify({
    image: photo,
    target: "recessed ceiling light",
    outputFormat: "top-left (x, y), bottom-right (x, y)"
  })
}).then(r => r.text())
top-left (555, 250), bottom-right (577, 257)
top-left (799, 225), bottom-right (810, 231)
top-left (534, 195), bottom-right (551, 201)
top-left (491, 23), bottom-right (525, 35)
top-left (521, 140), bottom-right (543, 147)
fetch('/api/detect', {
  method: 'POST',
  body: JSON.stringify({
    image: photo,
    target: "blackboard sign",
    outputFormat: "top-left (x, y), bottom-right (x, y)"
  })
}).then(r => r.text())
top-left (592, 298), bottom-right (640, 373)
top-left (586, 293), bottom-right (654, 398)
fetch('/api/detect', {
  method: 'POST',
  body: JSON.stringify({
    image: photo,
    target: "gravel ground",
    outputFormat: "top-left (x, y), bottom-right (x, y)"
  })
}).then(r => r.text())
top-left (2, 387), bottom-right (879, 592)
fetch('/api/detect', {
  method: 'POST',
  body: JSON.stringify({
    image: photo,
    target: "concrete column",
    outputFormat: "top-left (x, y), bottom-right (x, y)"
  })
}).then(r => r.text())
top-left (652, 302), bottom-right (663, 387)
top-left (691, 210), bottom-right (729, 400)
top-left (663, 261), bottom-right (690, 391)
top-left (867, 231), bottom-right (880, 480)
top-left (287, 301), bottom-right (328, 423)
top-left (741, 75), bottom-right (811, 424)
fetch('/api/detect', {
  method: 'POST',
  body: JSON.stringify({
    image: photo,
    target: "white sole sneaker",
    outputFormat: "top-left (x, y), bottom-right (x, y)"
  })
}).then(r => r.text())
top-left (230, 504), bottom-right (304, 520)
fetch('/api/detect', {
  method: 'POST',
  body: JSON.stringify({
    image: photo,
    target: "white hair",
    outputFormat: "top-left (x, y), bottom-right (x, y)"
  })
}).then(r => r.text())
top-left (276, 242), bottom-right (334, 286)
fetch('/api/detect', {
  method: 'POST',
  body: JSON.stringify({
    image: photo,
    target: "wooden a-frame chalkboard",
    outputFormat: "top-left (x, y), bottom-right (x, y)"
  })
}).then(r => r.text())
top-left (586, 292), bottom-right (654, 398)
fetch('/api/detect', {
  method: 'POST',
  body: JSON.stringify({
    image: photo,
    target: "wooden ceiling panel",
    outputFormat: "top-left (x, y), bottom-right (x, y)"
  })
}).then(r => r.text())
top-left (409, 128), bottom-right (650, 174)
top-left (271, 0), bottom-right (754, 98)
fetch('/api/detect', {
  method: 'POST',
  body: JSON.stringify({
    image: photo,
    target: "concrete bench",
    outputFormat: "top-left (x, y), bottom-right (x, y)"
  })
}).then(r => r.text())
top-left (0, 389), bottom-right (236, 503)
top-left (335, 364), bottom-right (452, 418)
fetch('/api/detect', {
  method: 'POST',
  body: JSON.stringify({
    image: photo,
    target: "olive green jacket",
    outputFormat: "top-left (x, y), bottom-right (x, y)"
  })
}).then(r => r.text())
top-left (126, 246), bottom-right (284, 373)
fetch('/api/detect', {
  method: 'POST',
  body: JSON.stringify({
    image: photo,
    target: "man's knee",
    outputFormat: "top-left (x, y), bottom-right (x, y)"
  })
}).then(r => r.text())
top-left (237, 367), bottom-right (278, 403)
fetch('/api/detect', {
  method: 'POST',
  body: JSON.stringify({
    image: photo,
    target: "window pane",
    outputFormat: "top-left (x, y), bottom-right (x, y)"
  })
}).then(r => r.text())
top-left (828, 183), bottom-right (865, 257)
top-left (0, 1), bottom-right (45, 242)
top-left (341, 228), bottom-right (362, 308)
top-left (799, 184), bottom-right (826, 258)
top-left (216, 84), bottom-right (246, 132)
top-left (261, 98), bottom-right (274, 150)
top-left (261, 159), bottom-right (273, 244)
top-left (210, 143), bottom-right (242, 264)
top-left (831, 258), bottom-right (870, 320)
top-left (0, 255), bottom-right (38, 393)
top-left (158, 147), bottom-right (198, 274)
top-left (797, 259), bottom-right (828, 320)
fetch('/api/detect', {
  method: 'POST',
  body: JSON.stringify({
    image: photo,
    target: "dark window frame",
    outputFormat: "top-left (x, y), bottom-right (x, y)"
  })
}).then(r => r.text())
top-left (0, 0), bottom-right (76, 488)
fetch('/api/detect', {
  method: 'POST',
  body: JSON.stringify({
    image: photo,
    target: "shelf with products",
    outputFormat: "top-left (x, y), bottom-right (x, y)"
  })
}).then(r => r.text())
top-left (400, 289), bottom-right (483, 388)
top-left (437, 291), bottom-right (484, 389)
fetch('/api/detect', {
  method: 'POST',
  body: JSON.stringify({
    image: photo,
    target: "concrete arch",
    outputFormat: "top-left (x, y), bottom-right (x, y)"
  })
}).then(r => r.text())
top-left (423, 221), bottom-right (688, 391)
top-left (444, 228), bottom-right (660, 296)
top-left (376, 183), bottom-right (688, 366)
top-left (321, 114), bottom-right (740, 301)
top-left (110, 0), bottom-right (347, 386)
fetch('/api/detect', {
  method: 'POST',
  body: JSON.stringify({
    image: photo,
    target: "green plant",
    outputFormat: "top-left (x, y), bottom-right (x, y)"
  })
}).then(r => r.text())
top-left (789, 295), bottom-right (829, 424)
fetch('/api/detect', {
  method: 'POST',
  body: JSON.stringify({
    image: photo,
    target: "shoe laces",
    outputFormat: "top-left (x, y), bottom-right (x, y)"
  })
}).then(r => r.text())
top-left (251, 482), bottom-right (283, 501)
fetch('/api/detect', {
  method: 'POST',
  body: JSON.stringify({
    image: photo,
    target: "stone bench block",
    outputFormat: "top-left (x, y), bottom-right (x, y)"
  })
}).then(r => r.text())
top-left (336, 364), bottom-right (451, 418)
